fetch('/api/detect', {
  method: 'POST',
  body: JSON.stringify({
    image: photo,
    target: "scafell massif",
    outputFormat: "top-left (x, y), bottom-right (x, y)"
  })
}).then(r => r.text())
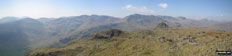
top-left (26, 22), bottom-right (232, 56)
top-left (0, 14), bottom-right (231, 56)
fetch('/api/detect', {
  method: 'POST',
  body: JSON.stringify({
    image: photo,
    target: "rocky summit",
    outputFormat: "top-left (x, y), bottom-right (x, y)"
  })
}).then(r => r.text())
top-left (25, 23), bottom-right (232, 56)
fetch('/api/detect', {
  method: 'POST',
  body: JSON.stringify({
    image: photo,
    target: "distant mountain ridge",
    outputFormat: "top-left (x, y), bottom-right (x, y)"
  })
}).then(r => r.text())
top-left (0, 17), bottom-right (20, 23)
top-left (51, 14), bottom-right (232, 48)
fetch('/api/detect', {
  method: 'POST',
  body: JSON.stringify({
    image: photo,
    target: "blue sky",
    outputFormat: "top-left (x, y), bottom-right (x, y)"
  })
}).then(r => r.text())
top-left (0, 0), bottom-right (231, 20)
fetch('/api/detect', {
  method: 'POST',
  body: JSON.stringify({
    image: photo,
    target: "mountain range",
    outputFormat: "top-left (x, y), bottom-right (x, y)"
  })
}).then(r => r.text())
top-left (0, 14), bottom-right (231, 56)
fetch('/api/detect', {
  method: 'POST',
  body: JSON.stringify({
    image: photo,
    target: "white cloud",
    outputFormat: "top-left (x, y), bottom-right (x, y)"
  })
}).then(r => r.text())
top-left (122, 5), bottom-right (155, 14)
top-left (159, 3), bottom-right (168, 8)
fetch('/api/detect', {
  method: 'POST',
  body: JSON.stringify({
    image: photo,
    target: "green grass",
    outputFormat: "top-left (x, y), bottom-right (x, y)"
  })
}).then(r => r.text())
top-left (26, 28), bottom-right (232, 56)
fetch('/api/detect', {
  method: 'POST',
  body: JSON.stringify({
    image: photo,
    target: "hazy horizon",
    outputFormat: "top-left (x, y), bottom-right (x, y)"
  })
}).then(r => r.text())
top-left (0, 0), bottom-right (231, 20)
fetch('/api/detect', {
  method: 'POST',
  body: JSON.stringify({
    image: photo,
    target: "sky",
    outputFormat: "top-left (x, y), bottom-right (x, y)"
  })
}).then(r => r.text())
top-left (0, 0), bottom-right (231, 20)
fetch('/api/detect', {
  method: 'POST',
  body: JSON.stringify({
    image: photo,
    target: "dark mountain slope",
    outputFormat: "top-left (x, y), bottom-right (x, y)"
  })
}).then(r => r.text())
top-left (45, 15), bottom-right (120, 39)
top-left (50, 23), bottom-right (120, 47)
top-left (0, 17), bottom-right (19, 23)
top-left (0, 18), bottom-right (49, 56)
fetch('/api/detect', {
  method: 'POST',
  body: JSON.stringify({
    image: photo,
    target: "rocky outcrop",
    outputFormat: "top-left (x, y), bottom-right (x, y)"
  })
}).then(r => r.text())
top-left (155, 22), bottom-right (169, 29)
top-left (93, 29), bottom-right (124, 39)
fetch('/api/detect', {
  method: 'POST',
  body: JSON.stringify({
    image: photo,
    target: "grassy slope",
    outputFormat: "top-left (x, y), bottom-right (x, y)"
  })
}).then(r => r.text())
top-left (26, 28), bottom-right (232, 56)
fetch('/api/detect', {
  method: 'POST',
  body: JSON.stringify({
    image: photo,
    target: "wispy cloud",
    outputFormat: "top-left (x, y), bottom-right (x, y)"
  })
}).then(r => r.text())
top-left (122, 5), bottom-right (155, 14)
top-left (159, 3), bottom-right (168, 8)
